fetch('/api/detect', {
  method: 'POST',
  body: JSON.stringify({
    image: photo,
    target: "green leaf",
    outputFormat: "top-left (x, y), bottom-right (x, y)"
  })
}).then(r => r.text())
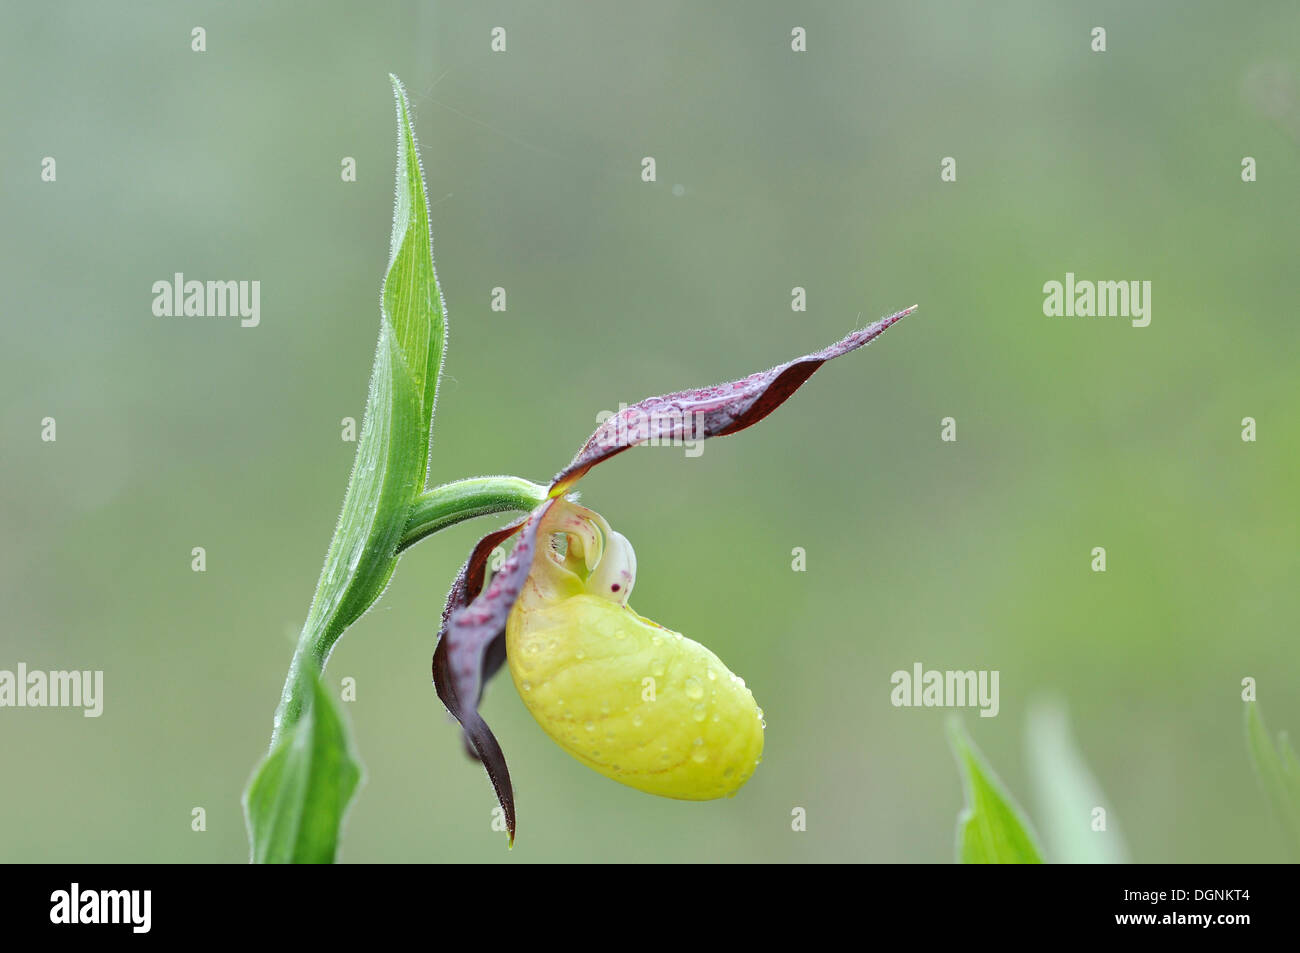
top-left (1025, 698), bottom-right (1128, 863)
top-left (244, 671), bottom-right (362, 864)
top-left (383, 74), bottom-right (445, 413)
top-left (269, 74), bottom-right (446, 739)
top-left (246, 75), bottom-right (446, 864)
top-left (1244, 700), bottom-right (1300, 853)
top-left (948, 719), bottom-right (1045, 864)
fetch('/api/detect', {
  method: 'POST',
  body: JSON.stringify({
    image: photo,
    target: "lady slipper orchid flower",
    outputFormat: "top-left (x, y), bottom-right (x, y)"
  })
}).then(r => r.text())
top-left (507, 499), bottom-right (767, 800)
top-left (433, 306), bottom-right (915, 843)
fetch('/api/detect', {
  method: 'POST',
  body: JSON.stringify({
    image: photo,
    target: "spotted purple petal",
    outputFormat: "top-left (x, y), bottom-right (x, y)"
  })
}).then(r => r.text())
top-left (431, 500), bottom-right (553, 844)
top-left (550, 306), bottom-right (916, 495)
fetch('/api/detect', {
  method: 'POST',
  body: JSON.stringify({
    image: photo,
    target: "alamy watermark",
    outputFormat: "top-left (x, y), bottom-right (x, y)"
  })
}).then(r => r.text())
top-left (50, 883), bottom-right (150, 933)
top-left (0, 663), bottom-right (103, 717)
top-left (1042, 272), bottom-right (1151, 327)
top-left (152, 272), bottom-right (260, 327)
top-left (890, 663), bottom-right (999, 717)
top-left (594, 403), bottom-right (706, 458)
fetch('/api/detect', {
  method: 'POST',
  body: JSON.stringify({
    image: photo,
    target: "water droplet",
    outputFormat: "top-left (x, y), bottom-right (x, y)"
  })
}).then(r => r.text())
top-left (650, 659), bottom-right (665, 677)
top-left (706, 670), bottom-right (717, 682)
top-left (691, 746), bottom-right (709, 764)
top-left (520, 681), bottom-right (532, 692)
top-left (575, 649), bottom-right (586, 660)
top-left (584, 722), bottom-right (595, 733)
top-left (692, 704), bottom-right (707, 722)
top-left (632, 714), bottom-right (643, 727)
top-left (685, 677), bottom-right (704, 700)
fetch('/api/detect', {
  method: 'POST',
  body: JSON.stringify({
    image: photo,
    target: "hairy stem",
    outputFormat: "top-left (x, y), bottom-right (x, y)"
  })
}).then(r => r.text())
top-left (269, 475), bottom-right (548, 746)
top-left (398, 475), bottom-right (548, 552)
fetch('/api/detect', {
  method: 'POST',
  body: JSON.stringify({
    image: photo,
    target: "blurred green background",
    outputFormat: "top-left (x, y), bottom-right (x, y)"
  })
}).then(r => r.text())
top-left (2, 0), bottom-right (1297, 863)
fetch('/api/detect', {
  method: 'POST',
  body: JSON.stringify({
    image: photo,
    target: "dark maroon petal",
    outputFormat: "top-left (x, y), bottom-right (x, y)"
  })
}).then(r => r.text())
top-left (550, 306), bottom-right (915, 495)
top-left (437, 517), bottom-right (530, 660)
top-left (433, 517), bottom-right (528, 762)
top-left (431, 500), bottom-right (554, 844)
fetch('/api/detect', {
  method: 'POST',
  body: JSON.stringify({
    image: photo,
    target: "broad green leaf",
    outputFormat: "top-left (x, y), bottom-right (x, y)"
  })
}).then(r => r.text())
top-left (271, 74), bottom-right (445, 736)
top-left (1025, 698), bottom-right (1128, 863)
top-left (1244, 701), bottom-right (1300, 853)
top-left (949, 720), bottom-right (1044, 864)
top-left (244, 671), bottom-right (362, 863)
top-left (247, 75), bottom-right (445, 864)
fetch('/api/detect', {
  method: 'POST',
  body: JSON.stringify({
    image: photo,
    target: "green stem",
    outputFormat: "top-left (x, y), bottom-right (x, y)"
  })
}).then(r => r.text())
top-left (398, 475), bottom-right (549, 553)
top-left (269, 475), bottom-right (548, 746)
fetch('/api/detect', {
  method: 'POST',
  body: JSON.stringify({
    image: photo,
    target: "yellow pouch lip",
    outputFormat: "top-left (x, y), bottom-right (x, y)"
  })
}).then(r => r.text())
top-left (506, 502), bottom-right (764, 801)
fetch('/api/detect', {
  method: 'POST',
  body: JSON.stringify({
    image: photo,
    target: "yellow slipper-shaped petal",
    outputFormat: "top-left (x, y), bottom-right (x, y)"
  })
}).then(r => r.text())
top-left (506, 501), bottom-right (764, 800)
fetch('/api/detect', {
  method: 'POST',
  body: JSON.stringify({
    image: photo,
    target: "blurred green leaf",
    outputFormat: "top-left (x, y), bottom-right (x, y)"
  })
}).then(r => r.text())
top-left (1244, 701), bottom-right (1300, 853)
top-left (1025, 698), bottom-right (1128, 863)
top-left (244, 671), bottom-right (362, 863)
top-left (949, 720), bottom-right (1044, 864)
